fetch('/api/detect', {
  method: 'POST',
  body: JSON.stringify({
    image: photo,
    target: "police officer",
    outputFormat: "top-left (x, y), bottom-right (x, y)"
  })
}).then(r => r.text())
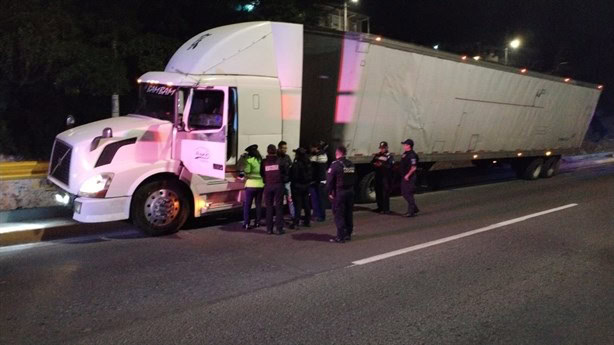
top-left (371, 141), bottom-right (394, 214)
top-left (260, 144), bottom-right (288, 234)
top-left (326, 145), bottom-right (356, 243)
top-left (400, 139), bottom-right (420, 217)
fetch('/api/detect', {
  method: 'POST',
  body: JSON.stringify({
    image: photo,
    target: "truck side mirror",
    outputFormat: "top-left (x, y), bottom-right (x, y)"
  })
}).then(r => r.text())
top-left (66, 115), bottom-right (76, 129)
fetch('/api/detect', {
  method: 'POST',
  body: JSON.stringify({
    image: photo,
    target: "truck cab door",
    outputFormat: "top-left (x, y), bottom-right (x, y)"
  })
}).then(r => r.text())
top-left (180, 87), bottom-right (228, 179)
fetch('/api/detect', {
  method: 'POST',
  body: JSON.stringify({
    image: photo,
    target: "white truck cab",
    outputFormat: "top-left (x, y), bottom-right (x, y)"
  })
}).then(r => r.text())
top-left (48, 22), bottom-right (303, 235)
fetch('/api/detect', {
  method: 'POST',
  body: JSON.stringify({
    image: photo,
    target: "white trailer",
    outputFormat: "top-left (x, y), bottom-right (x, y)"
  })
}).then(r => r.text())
top-left (47, 22), bottom-right (602, 235)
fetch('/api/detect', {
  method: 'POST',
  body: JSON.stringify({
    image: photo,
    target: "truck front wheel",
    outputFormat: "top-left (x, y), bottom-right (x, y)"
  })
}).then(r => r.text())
top-left (131, 179), bottom-right (190, 236)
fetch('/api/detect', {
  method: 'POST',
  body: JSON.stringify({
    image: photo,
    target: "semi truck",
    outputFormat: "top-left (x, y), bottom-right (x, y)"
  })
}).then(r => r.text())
top-left (47, 21), bottom-right (602, 236)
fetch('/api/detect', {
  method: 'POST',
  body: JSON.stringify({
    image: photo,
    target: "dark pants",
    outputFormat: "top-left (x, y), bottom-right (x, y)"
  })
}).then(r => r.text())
top-left (375, 173), bottom-right (391, 212)
top-left (264, 184), bottom-right (284, 232)
top-left (333, 189), bottom-right (354, 239)
top-left (401, 176), bottom-right (419, 215)
top-left (309, 183), bottom-right (326, 221)
top-left (291, 185), bottom-right (311, 227)
top-left (243, 187), bottom-right (263, 226)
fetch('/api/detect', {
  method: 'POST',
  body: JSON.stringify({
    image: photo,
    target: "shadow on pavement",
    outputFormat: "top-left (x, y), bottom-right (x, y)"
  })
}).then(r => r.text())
top-left (291, 232), bottom-right (335, 242)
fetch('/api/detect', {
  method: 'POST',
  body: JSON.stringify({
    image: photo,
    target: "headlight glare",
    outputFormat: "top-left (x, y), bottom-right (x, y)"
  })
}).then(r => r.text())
top-left (79, 173), bottom-right (114, 198)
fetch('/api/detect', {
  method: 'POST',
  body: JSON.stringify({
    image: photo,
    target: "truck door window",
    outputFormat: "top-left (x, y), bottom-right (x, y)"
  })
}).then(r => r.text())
top-left (227, 87), bottom-right (238, 165)
top-left (188, 90), bottom-right (224, 131)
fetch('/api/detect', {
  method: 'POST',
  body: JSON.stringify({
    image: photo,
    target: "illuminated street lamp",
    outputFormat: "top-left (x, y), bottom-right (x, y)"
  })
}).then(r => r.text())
top-left (504, 38), bottom-right (521, 65)
top-left (343, 0), bottom-right (359, 31)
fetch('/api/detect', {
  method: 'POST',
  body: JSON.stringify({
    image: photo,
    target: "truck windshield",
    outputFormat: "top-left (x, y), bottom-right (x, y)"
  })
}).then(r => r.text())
top-left (134, 84), bottom-right (177, 122)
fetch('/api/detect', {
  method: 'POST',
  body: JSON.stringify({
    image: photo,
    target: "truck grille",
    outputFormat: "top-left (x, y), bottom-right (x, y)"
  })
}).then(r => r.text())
top-left (49, 139), bottom-right (72, 185)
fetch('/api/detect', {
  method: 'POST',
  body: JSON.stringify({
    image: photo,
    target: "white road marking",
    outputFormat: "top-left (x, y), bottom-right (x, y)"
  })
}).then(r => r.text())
top-left (350, 203), bottom-right (578, 266)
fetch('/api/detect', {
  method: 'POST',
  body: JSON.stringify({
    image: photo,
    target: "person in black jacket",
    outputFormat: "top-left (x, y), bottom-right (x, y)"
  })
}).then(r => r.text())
top-left (290, 147), bottom-right (313, 229)
top-left (261, 144), bottom-right (288, 234)
top-left (400, 139), bottom-right (420, 217)
top-left (371, 141), bottom-right (394, 214)
top-left (309, 141), bottom-right (328, 222)
top-left (327, 145), bottom-right (356, 243)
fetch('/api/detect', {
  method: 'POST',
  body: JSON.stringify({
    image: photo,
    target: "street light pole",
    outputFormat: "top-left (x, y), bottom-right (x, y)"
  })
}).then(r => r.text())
top-left (343, 0), bottom-right (358, 32)
top-left (504, 38), bottom-right (521, 66)
top-left (343, 1), bottom-right (348, 31)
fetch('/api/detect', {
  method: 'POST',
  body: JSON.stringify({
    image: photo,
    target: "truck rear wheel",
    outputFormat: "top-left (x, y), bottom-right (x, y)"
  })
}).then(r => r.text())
top-left (517, 158), bottom-right (544, 180)
top-left (540, 156), bottom-right (560, 178)
top-left (131, 179), bottom-right (190, 236)
top-left (358, 172), bottom-right (376, 203)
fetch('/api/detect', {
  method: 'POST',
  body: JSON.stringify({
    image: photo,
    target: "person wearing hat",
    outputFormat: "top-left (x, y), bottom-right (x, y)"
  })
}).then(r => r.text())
top-left (326, 145), bottom-right (356, 243)
top-left (309, 141), bottom-right (328, 222)
top-left (260, 144), bottom-right (288, 234)
top-left (289, 147), bottom-right (313, 229)
top-left (240, 144), bottom-right (264, 230)
top-left (371, 141), bottom-right (395, 214)
top-left (400, 139), bottom-right (420, 217)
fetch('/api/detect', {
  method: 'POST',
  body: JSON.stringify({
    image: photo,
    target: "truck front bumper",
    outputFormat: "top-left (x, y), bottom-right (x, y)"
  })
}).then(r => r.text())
top-left (73, 196), bottom-right (131, 223)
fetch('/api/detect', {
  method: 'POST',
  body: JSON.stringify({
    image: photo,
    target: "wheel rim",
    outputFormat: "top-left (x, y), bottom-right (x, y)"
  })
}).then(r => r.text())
top-left (144, 189), bottom-right (180, 226)
top-left (368, 178), bottom-right (376, 201)
top-left (532, 165), bottom-right (542, 179)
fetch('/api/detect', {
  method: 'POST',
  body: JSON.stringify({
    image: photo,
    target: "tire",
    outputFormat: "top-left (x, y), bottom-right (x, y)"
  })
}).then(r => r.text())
top-left (540, 156), bottom-right (561, 178)
top-left (357, 172), bottom-right (376, 203)
top-left (131, 179), bottom-right (191, 236)
top-left (518, 158), bottom-right (544, 180)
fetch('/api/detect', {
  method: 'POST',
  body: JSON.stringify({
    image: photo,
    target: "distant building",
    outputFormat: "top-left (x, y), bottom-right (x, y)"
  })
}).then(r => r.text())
top-left (316, 4), bottom-right (370, 33)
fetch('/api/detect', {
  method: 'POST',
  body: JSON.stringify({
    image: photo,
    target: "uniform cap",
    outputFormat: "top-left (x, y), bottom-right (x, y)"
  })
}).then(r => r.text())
top-left (245, 144), bottom-right (258, 152)
top-left (379, 141), bottom-right (388, 148)
top-left (401, 139), bottom-right (414, 146)
top-left (293, 147), bottom-right (307, 155)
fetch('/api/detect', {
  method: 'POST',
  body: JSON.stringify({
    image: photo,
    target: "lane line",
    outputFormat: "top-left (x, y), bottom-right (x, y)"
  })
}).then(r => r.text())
top-left (350, 203), bottom-right (578, 266)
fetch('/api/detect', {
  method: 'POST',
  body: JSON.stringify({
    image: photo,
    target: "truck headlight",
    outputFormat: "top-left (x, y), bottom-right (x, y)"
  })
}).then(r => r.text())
top-left (79, 173), bottom-right (114, 198)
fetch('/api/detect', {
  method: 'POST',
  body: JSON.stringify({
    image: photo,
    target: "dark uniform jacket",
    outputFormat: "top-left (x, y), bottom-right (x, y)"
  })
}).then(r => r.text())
top-left (326, 157), bottom-right (356, 196)
top-left (400, 150), bottom-right (419, 177)
top-left (278, 153), bottom-right (292, 183)
top-left (371, 152), bottom-right (394, 177)
top-left (260, 155), bottom-right (288, 185)
top-left (290, 158), bottom-right (313, 190)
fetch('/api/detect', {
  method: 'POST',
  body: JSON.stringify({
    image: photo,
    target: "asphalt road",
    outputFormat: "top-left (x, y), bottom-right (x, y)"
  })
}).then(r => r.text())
top-left (1, 162), bottom-right (613, 344)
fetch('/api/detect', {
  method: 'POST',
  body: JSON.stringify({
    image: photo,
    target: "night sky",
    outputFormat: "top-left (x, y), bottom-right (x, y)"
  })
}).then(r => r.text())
top-left (359, 0), bottom-right (613, 112)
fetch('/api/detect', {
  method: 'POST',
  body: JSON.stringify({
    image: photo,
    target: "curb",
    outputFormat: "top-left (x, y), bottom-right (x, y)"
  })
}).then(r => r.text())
top-left (0, 206), bottom-right (72, 223)
top-left (0, 220), bottom-right (131, 247)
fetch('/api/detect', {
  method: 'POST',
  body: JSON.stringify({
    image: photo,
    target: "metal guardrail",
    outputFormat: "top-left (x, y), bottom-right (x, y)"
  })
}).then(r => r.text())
top-left (0, 161), bottom-right (49, 180)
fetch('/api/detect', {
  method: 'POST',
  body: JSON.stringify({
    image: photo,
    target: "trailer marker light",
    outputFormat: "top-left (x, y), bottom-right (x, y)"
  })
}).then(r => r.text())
top-left (597, 85), bottom-right (603, 90)
top-left (520, 68), bottom-right (527, 73)
top-left (492, 160), bottom-right (497, 164)
top-left (461, 55), bottom-right (468, 61)
top-left (546, 151), bottom-right (552, 156)
top-left (375, 37), bottom-right (382, 41)
top-left (473, 154), bottom-right (479, 159)
top-left (564, 78), bottom-right (571, 83)
top-left (517, 152), bottom-right (523, 156)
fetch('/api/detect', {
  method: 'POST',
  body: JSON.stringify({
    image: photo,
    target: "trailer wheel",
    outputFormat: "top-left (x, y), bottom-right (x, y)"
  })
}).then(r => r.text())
top-left (540, 156), bottom-right (560, 178)
top-left (357, 172), bottom-right (376, 203)
top-left (131, 179), bottom-right (190, 236)
top-left (518, 158), bottom-right (544, 180)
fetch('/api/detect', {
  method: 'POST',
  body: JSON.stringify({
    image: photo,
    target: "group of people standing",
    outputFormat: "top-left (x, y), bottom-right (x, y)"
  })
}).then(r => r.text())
top-left (238, 138), bottom-right (420, 243)
top-left (239, 141), bottom-right (329, 235)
